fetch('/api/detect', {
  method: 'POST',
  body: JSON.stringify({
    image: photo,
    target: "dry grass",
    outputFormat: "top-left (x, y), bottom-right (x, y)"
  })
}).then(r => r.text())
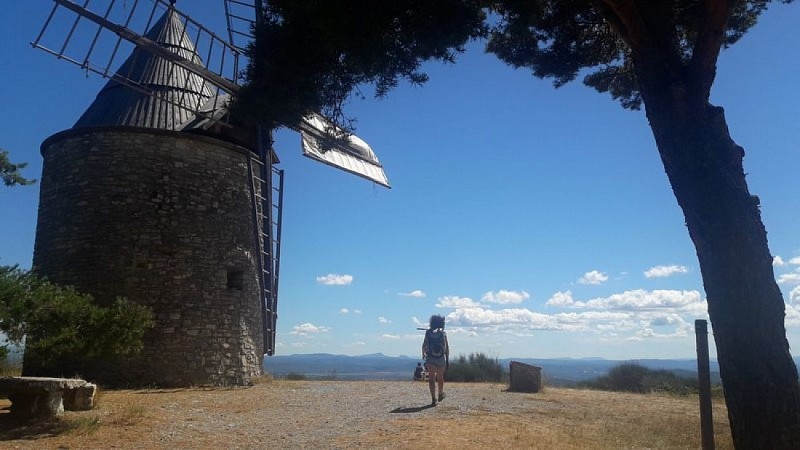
top-left (0, 381), bottom-right (733, 449)
top-left (346, 388), bottom-right (732, 449)
top-left (0, 363), bottom-right (22, 377)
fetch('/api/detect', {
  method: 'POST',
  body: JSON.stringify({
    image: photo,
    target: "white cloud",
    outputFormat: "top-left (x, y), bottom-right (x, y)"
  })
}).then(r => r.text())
top-left (446, 328), bottom-right (479, 337)
top-left (644, 265), bottom-right (688, 278)
top-left (786, 305), bottom-right (800, 327)
top-left (435, 288), bottom-right (711, 341)
top-left (398, 290), bottom-right (426, 298)
top-left (447, 307), bottom-right (630, 332)
top-left (353, 309), bottom-right (362, 314)
top-left (339, 308), bottom-right (349, 314)
top-left (790, 286), bottom-right (800, 305)
top-left (380, 333), bottom-right (422, 341)
top-left (436, 295), bottom-right (481, 309)
top-left (554, 310), bottom-right (633, 324)
top-left (774, 256), bottom-right (786, 266)
top-left (351, 341), bottom-right (367, 346)
top-left (290, 322), bottom-right (331, 336)
top-left (642, 312), bottom-right (687, 327)
top-left (378, 316), bottom-right (391, 324)
top-left (790, 257), bottom-right (800, 265)
top-left (681, 299), bottom-right (710, 318)
top-left (316, 273), bottom-right (354, 285)
top-left (546, 290), bottom-right (575, 307)
top-left (482, 290), bottom-right (530, 304)
top-left (778, 271), bottom-right (800, 285)
top-left (596, 320), bottom-right (638, 332)
top-left (578, 270), bottom-right (608, 285)
top-left (578, 289), bottom-right (703, 311)
top-left (628, 324), bottom-right (692, 341)
top-left (447, 307), bottom-right (562, 329)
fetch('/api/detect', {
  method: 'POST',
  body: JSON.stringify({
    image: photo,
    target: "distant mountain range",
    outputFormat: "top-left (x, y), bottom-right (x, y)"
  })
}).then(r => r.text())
top-left (263, 353), bottom-right (730, 385)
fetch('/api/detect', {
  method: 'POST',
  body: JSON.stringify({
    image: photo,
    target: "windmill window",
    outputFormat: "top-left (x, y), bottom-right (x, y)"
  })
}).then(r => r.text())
top-left (227, 270), bottom-right (244, 291)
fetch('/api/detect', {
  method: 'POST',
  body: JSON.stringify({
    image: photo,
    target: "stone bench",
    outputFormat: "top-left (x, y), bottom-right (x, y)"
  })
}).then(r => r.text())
top-left (0, 376), bottom-right (97, 420)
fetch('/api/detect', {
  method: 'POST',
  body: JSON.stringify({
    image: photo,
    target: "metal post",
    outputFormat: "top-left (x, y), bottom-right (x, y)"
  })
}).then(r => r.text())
top-left (695, 319), bottom-right (715, 450)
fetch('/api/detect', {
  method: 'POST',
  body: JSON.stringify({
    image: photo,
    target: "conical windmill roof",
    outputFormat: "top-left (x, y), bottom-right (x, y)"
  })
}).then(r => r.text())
top-left (74, 8), bottom-right (214, 130)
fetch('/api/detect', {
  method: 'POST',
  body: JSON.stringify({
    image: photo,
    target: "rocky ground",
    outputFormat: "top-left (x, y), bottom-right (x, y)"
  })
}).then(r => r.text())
top-left (0, 380), bottom-right (732, 449)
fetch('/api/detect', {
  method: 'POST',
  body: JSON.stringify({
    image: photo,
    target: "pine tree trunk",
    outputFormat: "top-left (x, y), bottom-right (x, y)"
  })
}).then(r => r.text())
top-left (639, 68), bottom-right (800, 447)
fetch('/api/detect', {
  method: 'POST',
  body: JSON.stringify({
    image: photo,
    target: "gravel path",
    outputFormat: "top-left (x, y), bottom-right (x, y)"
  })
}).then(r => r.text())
top-left (1, 380), bottom-right (549, 449)
top-left (144, 381), bottom-right (545, 448)
top-left (1, 381), bottom-right (731, 449)
top-left (230, 381), bottom-right (543, 448)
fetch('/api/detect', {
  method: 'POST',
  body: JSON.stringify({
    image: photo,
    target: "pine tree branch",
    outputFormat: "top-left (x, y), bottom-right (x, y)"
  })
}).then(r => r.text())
top-left (592, 0), bottom-right (643, 51)
top-left (688, 0), bottom-right (734, 98)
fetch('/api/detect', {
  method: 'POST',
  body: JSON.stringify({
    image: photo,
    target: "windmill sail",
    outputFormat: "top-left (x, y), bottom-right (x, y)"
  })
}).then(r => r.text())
top-left (224, 0), bottom-right (259, 54)
top-left (33, 0), bottom-right (241, 121)
top-left (220, 1), bottom-right (391, 187)
top-left (299, 114), bottom-right (391, 189)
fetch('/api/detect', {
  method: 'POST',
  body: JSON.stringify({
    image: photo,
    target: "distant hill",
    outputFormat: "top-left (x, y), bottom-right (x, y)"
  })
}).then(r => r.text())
top-left (500, 357), bottom-right (722, 385)
top-left (264, 353), bottom-right (419, 381)
top-left (263, 353), bottom-right (726, 385)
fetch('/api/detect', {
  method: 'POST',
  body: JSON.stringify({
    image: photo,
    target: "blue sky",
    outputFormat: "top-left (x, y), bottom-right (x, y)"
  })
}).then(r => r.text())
top-left (2, 1), bottom-right (799, 360)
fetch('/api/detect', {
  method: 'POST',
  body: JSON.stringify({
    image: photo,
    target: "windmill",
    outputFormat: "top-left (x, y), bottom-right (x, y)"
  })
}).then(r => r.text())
top-left (29, 0), bottom-right (390, 386)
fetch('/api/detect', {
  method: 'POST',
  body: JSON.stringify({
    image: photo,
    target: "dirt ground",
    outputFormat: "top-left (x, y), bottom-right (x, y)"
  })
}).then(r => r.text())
top-left (0, 380), bottom-right (732, 449)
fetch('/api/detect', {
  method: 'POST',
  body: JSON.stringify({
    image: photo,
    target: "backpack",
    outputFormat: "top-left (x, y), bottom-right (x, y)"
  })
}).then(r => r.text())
top-left (427, 329), bottom-right (446, 358)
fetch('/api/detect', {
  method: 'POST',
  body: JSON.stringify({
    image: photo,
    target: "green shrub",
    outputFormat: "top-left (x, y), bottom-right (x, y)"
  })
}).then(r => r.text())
top-left (580, 362), bottom-right (700, 395)
top-left (0, 265), bottom-right (155, 370)
top-left (285, 372), bottom-right (307, 380)
top-left (445, 352), bottom-right (506, 382)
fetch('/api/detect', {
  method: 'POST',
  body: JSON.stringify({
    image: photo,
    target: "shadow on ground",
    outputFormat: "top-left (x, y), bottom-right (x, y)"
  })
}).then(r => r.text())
top-left (0, 411), bottom-right (73, 441)
top-left (390, 404), bottom-right (436, 414)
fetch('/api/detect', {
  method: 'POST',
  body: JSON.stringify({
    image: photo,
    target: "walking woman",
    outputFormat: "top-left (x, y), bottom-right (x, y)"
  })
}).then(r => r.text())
top-left (422, 314), bottom-right (449, 406)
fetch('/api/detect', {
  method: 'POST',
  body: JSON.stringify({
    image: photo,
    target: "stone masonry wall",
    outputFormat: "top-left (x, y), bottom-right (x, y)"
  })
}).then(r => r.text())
top-left (29, 127), bottom-right (265, 387)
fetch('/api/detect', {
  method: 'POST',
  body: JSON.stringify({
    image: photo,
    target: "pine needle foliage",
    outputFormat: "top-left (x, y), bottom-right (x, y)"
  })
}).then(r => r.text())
top-left (0, 149), bottom-right (35, 186)
top-left (237, 0), bottom-right (486, 130)
top-left (446, 352), bottom-right (507, 382)
top-left (0, 265), bottom-right (155, 369)
top-left (580, 362), bottom-right (700, 395)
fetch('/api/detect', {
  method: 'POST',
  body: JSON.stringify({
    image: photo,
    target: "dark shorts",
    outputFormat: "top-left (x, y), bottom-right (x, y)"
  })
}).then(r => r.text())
top-left (426, 356), bottom-right (446, 368)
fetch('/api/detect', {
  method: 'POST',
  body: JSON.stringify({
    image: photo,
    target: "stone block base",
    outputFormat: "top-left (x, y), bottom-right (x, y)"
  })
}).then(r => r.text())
top-left (509, 361), bottom-right (543, 393)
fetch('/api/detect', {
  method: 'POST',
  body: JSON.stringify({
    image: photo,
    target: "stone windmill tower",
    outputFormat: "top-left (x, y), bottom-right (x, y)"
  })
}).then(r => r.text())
top-left (27, 0), bottom-right (389, 387)
top-left (31, 7), bottom-right (269, 387)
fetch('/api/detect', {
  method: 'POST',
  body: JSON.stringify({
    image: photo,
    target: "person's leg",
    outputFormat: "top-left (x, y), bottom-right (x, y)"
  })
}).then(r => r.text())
top-left (437, 366), bottom-right (445, 401)
top-left (428, 367), bottom-right (437, 405)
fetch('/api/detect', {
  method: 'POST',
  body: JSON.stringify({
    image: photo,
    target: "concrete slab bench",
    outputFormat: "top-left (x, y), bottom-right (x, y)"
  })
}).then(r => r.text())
top-left (0, 376), bottom-right (97, 420)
